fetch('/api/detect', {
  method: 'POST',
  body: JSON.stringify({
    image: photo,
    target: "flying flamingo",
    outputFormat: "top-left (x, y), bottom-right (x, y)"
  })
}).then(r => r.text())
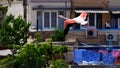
top-left (58, 11), bottom-right (88, 36)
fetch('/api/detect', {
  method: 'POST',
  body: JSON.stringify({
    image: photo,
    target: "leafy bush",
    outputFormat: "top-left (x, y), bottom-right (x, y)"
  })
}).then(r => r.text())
top-left (0, 5), bottom-right (8, 14)
top-left (0, 56), bottom-right (17, 68)
top-left (51, 59), bottom-right (69, 68)
top-left (0, 44), bottom-right (46, 68)
top-left (0, 14), bottom-right (31, 46)
top-left (50, 28), bottom-right (65, 41)
top-left (35, 32), bottom-right (41, 45)
top-left (16, 44), bottom-right (46, 68)
top-left (0, 42), bottom-right (69, 68)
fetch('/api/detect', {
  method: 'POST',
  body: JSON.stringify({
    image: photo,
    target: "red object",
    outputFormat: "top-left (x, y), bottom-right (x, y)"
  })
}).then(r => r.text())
top-left (115, 56), bottom-right (120, 64)
top-left (64, 19), bottom-right (76, 29)
top-left (58, 11), bottom-right (87, 35)
top-left (79, 11), bottom-right (87, 20)
top-left (64, 11), bottom-right (87, 29)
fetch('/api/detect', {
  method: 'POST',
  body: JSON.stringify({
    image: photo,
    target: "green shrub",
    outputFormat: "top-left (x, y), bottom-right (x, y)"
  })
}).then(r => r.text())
top-left (0, 42), bottom-right (69, 68)
top-left (51, 59), bottom-right (69, 68)
top-left (0, 14), bottom-right (31, 46)
top-left (50, 28), bottom-right (65, 41)
top-left (0, 44), bottom-right (46, 68)
top-left (16, 44), bottom-right (46, 68)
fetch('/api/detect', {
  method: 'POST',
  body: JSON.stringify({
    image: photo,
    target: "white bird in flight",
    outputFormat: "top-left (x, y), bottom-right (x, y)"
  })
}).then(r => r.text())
top-left (58, 11), bottom-right (88, 36)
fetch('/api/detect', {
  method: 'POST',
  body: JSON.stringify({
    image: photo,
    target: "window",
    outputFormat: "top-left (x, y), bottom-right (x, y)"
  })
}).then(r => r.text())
top-left (44, 12), bottom-right (50, 28)
top-left (74, 13), bottom-right (101, 29)
top-left (43, 11), bottom-right (58, 30)
top-left (118, 18), bottom-right (120, 29)
top-left (58, 11), bottom-right (64, 29)
top-left (89, 13), bottom-right (95, 26)
top-left (37, 11), bottom-right (42, 30)
top-left (110, 18), bottom-right (118, 29)
top-left (37, 10), bottom-right (65, 31)
top-left (51, 12), bottom-right (57, 27)
top-left (96, 14), bottom-right (102, 29)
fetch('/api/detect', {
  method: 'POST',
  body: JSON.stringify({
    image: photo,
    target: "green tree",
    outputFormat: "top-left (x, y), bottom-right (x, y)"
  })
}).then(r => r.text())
top-left (0, 44), bottom-right (46, 68)
top-left (35, 32), bottom-right (41, 45)
top-left (0, 0), bottom-right (13, 6)
top-left (51, 59), bottom-right (69, 68)
top-left (0, 14), bottom-right (31, 46)
top-left (50, 28), bottom-right (65, 41)
top-left (0, 42), bottom-right (69, 68)
top-left (15, 44), bottom-right (46, 68)
top-left (0, 0), bottom-right (16, 28)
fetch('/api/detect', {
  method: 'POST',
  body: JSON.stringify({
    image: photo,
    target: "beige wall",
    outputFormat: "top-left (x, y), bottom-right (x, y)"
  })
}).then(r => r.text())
top-left (7, 1), bottom-right (23, 18)
top-left (109, 0), bottom-right (120, 8)
top-left (73, 0), bottom-right (105, 8)
top-left (30, 2), bottom-right (71, 8)
top-left (73, 0), bottom-right (120, 8)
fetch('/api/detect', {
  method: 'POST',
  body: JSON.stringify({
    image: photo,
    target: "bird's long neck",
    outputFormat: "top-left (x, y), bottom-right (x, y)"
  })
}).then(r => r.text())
top-left (62, 17), bottom-right (69, 20)
top-left (58, 15), bottom-right (69, 20)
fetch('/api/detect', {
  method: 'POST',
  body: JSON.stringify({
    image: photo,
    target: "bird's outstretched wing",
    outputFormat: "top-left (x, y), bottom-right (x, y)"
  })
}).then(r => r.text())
top-left (64, 20), bottom-right (76, 36)
top-left (58, 11), bottom-right (88, 36)
top-left (72, 11), bottom-right (88, 25)
top-left (79, 11), bottom-right (87, 20)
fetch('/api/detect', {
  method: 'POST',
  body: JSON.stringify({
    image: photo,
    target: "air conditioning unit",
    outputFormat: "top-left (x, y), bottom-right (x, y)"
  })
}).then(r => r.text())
top-left (106, 33), bottom-right (117, 41)
top-left (86, 29), bottom-right (97, 38)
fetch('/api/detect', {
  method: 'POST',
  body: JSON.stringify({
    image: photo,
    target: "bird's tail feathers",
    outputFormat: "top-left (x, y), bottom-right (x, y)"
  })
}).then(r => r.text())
top-left (81, 21), bottom-right (88, 25)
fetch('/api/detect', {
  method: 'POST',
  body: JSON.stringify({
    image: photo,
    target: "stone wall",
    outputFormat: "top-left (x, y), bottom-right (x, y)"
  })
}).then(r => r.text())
top-left (29, 29), bottom-right (120, 44)
top-left (66, 30), bottom-right (120, 45)
top-left (29, 31), bottom-right (53, 41)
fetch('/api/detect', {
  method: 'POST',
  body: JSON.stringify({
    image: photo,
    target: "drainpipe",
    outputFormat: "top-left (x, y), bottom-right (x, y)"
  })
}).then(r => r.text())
top-left (70, 0), bottom-right (73, 18)
top-left (65, 1), bottom-right (67, 17)
top-left (36, 19), bottom-right (38, 32)
top-left (23, 0), bottom-right (27, 21)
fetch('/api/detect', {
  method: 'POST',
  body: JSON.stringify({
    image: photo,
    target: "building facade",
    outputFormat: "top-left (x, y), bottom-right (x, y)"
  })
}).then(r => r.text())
top-left (28, 0), bottom-right (71, 31)
top-left (71, 0), bottom-right (120, 29)
top-left (66, 0), bottom-right (120, 45)
top-left (28, 0), bottom-right (120, 44)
